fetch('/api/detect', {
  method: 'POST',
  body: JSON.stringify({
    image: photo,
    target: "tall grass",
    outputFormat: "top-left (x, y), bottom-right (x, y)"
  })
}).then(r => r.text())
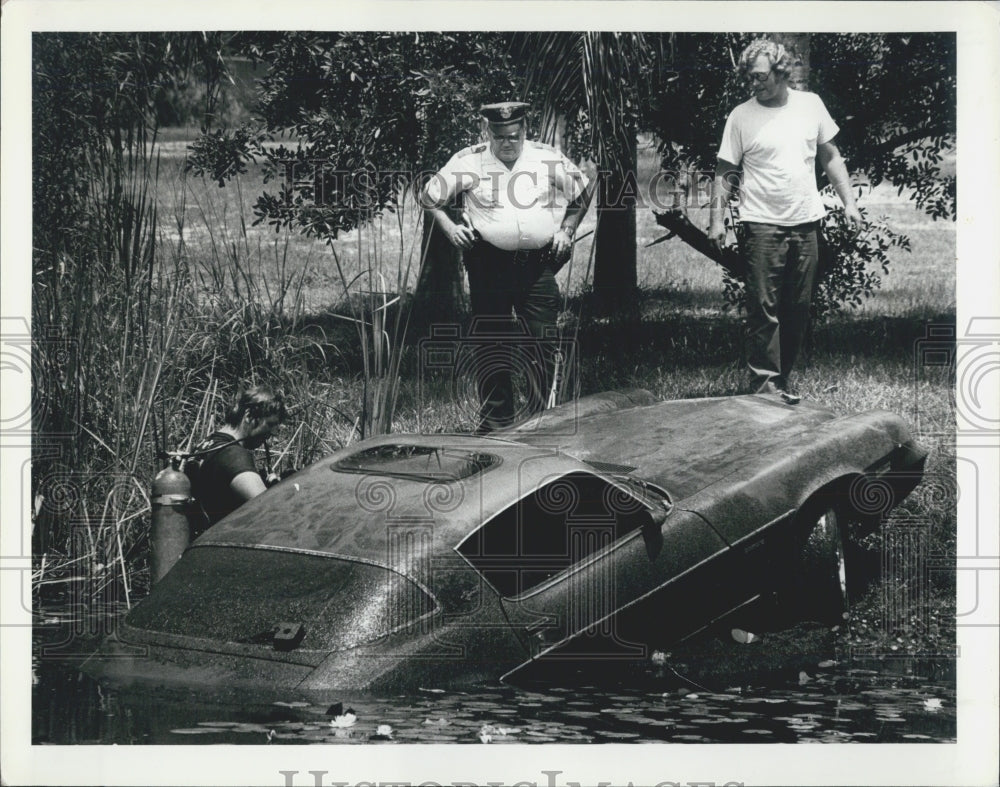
top-left (33, 148), bottom-right (434, 601)
top-left (33, 129), bottom-right (178, 604)
top-left (325, 185), bottom-right (427, 439)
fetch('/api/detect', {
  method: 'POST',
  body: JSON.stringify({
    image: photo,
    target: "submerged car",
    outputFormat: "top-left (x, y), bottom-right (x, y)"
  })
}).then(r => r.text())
top-left (92, 390), bottom-right (926, 693)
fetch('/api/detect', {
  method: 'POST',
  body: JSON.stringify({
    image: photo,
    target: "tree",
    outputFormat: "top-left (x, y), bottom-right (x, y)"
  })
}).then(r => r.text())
top-left (516, 32), bottom-right (669, 316)
top-left (191, 32), bottom-right (955, 323)
top-left (186, 33), bottom-right (527, 435)
top-left (651, 32), bottom-right (954, 218)
top-left (772, 33), bottom-right (811, 90)
top-left (810, 33), bottom-right (955, 220)
top-left (188, 33), bottom-right (518, 298)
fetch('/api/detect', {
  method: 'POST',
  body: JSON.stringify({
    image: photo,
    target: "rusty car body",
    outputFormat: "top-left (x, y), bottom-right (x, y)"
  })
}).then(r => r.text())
top-left (92, 390), bottom-right (926, 693)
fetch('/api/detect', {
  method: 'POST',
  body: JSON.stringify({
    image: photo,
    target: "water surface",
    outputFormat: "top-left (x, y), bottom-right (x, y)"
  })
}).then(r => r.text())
top-left (32, 612), bottom-right (955, 745)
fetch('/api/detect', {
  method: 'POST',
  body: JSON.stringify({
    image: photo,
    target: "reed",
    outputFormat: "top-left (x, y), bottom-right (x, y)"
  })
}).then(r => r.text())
top-left (33, 123), bottom-right (178, 602)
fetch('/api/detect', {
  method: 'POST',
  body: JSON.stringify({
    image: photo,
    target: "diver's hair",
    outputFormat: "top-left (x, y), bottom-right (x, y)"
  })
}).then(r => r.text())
top-left (737, 38), bottom-right (796, 79)
top-left (224, 385), bottom-right (287, 427)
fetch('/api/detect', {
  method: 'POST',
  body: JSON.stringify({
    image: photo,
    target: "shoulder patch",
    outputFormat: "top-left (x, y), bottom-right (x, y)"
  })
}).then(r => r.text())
top-left (456, 142), bottom-right (488, 157)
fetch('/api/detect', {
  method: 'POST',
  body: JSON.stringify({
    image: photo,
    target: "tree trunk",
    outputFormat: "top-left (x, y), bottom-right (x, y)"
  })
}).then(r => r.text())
top-left (772, 33), bottom-right (810, 90)
top-left (410, 212), bottom-right (467, 336)
top-left (540, 111), bottom-right (569, 155)
top-left (592, 132), bottom-right (638, 317)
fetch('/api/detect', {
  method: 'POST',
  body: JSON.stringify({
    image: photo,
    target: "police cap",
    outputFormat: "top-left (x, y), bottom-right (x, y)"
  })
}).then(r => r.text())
top-left (480, 101), bottom-right (529, 125)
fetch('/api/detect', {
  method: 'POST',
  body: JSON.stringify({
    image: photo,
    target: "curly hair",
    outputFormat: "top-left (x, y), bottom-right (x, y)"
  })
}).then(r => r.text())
top-left (737, 38), bottom-right (796, 79)
top-left (224, 385), bottom-right (287, 427)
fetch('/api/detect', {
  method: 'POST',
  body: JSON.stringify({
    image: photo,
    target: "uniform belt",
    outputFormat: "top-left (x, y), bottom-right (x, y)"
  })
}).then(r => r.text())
top-left (474, 240), bottom-right (552, 266)
top-left (511, 247), bottom-right (549, 265)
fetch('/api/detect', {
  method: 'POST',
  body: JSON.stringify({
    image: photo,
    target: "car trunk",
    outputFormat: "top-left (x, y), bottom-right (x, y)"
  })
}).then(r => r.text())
top-left (119, 545), bottom-right (437, 669)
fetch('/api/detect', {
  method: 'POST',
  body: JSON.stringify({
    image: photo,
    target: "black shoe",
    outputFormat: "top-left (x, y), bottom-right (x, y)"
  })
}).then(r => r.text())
top-left (755, 380), bottom-right (800, 404)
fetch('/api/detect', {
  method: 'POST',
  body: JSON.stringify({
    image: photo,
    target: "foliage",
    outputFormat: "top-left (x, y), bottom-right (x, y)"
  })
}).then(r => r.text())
top-left (32, 33), bottom-right (226, 597)
top-left (516, 33), bottom-right (667, 168)
top-left (651, 32), bottom-right (955, 217)
top-left (649, 33), bottom-right (754, 174)
top-left (813, 193), bottom-right (912, 319)
top-left (810, 33), bottom-right (955, 221)
top-left (30, 30), bottom-right (956, 646)
top-left (720, 186), bottom-right (912, 318)
top-left (30, 33), bottom-right (347, 596)
top-left (152, 47), bottom-right (255, 129)
top-left (185, 33), bottom-right (524, 436)
top-left (185, 125), bottom-right (261, 186)
top-left (186, 32), bottom-right (955, 320)
top-left (32, 32), bottom-right (230, 460)
top-left (513, 32), bottom-right (672, 315)
top-left (187, 32), bottom-right (518, 242)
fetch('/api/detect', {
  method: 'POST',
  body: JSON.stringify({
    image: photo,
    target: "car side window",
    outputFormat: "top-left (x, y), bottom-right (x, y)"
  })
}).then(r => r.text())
top-left (456, 471), bottom-right (658, 598)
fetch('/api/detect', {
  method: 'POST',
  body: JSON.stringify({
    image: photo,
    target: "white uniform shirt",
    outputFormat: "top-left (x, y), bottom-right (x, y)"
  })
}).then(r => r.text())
top-left (717, 89), bottom-right (839, 226)
top-left (423, 140), bottom-right (588, 251)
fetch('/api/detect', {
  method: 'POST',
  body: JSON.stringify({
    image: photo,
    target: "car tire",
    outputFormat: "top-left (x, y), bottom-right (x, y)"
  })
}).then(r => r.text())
top-left (777, 505), bottom-right (851, 627)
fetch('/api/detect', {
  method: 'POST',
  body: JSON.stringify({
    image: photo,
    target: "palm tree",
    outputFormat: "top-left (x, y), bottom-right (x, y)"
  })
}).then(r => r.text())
top-left (515, 32), bottom-right (668, 315)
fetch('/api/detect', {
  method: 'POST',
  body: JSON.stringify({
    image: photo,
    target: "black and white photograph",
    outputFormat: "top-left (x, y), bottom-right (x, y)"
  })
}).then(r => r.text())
top-left (1, 2), bottom-right (997, 785)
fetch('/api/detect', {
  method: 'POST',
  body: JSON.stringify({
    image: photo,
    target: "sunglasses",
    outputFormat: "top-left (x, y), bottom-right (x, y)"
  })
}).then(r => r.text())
top-left (747, 71), bottom-right (773, 84)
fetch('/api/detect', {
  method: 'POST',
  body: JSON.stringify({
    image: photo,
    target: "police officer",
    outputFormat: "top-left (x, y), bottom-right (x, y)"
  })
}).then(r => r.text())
top-left (423, 102), bottom-right (591, 432)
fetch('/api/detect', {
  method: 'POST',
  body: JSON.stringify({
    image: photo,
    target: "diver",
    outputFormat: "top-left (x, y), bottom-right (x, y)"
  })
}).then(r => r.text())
top-left (188, 385), bottom-right (288, 530)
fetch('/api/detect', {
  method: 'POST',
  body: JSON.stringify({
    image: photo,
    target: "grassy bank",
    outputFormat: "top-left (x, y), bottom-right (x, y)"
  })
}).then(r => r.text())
top-left (33, 136), bottom-right (957, 658)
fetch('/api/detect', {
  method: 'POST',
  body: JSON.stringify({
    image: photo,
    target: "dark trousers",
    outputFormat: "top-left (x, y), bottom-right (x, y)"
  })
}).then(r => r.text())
top-left (464, 240), bottom-right (560, 432)
top-left (742, 221), bottom-right (820, 392)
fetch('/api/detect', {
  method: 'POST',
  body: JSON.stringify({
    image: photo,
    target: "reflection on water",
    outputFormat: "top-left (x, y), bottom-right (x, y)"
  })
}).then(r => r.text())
top-left (32, 618), bottom-right (955, 745)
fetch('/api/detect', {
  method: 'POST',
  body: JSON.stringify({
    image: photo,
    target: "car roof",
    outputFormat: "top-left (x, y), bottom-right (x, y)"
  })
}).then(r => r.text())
top-left (196, 434), bottom-right (608, 564)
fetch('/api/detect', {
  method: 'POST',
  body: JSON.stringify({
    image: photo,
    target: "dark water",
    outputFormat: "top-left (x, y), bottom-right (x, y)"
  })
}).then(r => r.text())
top-left (32, 608), bottom-right (956, 745)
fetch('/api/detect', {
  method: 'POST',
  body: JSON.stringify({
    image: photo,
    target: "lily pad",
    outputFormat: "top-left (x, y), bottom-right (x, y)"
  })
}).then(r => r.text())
top-left (170, 728), bottom-right (221, 735)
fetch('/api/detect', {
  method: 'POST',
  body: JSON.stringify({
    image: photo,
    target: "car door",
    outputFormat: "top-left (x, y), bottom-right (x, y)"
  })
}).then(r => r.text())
top-left (456, 469), bottom-right (735, 671)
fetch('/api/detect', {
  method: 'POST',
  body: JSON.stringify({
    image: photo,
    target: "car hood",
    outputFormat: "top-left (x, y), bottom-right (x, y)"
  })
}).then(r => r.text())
top-left (502, 393), bottom-right (839, 499)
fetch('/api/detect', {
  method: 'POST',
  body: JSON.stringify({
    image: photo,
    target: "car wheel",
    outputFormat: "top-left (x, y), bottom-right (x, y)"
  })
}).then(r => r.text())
top-left (777, 505), bottom-right (850, 626)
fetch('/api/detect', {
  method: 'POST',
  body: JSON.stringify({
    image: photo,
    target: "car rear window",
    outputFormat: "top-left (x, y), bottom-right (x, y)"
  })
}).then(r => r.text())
top-left (126, 546), bottom-right (435, 652)
top-left (331, 444), bottom-right (499, 481)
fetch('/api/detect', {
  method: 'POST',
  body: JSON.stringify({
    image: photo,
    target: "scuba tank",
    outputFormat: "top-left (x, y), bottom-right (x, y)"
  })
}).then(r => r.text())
top-left (149, 429), bottom-right (290, 582)
top-left (150, 455), bottom-right (194, 583)
top-left (148, 435), bottom-right (270, 582)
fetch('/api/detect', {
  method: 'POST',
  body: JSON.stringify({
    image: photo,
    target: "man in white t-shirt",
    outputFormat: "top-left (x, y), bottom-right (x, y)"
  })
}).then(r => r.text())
top-left (709, 38), bottom-right (862, 404)
top-left (423, 101), bottom-right (590, 432)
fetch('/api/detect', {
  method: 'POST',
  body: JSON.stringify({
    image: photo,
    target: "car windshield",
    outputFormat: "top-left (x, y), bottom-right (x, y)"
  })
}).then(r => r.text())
top-left (332, 444), bottom-right (500, 482)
